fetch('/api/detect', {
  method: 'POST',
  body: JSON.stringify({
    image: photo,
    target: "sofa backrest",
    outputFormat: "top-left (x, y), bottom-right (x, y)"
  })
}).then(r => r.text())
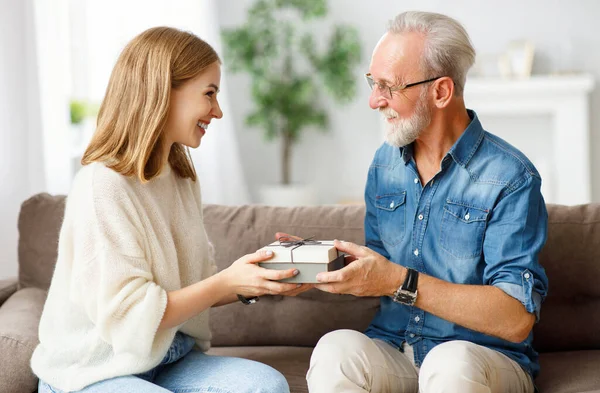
top-left (16, 193), bottom-right (600, 351)
top-left (203, 203), bottom-right (379, 347)
top-left (533, 204), bottom-right (600, 352)
top-left (18, 193), bottom-right (64, 290)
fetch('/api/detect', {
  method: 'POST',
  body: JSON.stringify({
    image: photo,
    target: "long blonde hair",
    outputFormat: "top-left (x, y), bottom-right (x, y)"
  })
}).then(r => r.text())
top-left (81, 26), bottom-right (220, 182)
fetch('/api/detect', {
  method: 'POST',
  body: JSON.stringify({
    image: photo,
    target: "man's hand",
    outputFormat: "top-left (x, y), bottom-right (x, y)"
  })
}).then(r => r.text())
top-left (314, 240), bottom-right (405, 297)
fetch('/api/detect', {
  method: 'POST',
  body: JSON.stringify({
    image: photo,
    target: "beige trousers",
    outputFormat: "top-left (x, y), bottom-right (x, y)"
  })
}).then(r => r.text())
top-left (306, 329), bottom-right (534, 393)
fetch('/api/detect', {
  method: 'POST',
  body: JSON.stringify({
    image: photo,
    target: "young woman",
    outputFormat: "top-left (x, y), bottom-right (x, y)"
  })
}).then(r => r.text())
top-left (31, 26), bottom-right (306, 393)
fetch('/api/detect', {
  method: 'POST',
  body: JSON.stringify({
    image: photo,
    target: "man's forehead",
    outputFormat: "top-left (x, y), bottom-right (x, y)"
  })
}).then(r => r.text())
top-left (370, 32), bottom-right (424, 81)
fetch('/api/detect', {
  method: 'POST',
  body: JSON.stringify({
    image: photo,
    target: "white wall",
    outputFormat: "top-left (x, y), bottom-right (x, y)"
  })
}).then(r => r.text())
top-left (217, 0), bottom-right (600, 204)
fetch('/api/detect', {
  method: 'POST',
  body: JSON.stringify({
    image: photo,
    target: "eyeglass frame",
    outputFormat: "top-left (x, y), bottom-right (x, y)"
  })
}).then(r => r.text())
top-left (365, 73), bottom-right (445, 99)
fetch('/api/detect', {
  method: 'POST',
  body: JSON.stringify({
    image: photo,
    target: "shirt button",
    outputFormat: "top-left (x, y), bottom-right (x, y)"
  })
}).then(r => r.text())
top-left (390, 201), bottom-right (395, 209)
top-left (413, 249), bottom-right (419, 256)
top-left (418, 214), bottom-right (424, 220)
top-left (465, 213), bottom-right (470, 220)
top-left (414, 316), bottom-right (420, 322)
top-left (524, 273), bottom-right (531, 279)
top-left (414, 178), bottom-right (419, 184)
top-left (409, 333), bottom-right (415, 338)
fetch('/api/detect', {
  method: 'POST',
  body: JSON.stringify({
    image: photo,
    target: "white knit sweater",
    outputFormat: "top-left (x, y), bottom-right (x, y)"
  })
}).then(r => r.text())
top-left (31, 162), bottom-right (217, 392)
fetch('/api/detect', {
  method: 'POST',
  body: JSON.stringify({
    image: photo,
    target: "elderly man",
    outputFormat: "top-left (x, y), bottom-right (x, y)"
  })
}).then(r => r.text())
top-left (306, 11), bottom-right (548, 393)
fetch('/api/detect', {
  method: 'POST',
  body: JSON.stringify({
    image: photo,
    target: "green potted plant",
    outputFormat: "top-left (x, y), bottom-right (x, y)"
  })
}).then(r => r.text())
top-left (69, 99), bottom-right (99, 154)
top-left (222, 0), bottom-right (361, 205)
top-left (70, 100), bottom-right (88, 126)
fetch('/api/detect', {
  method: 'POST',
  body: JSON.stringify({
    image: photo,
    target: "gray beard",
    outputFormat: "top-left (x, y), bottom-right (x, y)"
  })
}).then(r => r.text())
top-left (382, 90), bottom-right (432, 148)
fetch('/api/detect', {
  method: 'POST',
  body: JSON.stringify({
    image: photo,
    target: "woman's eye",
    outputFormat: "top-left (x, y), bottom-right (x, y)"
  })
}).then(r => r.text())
top-left (206, 91), bottom-right (215, 98)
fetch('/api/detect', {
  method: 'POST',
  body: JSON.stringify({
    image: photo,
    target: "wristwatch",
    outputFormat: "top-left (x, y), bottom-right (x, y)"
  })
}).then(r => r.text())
top-left (391, 268), bottom-right (419, 306)
top-left (237, 294), bottom-right (259, 305)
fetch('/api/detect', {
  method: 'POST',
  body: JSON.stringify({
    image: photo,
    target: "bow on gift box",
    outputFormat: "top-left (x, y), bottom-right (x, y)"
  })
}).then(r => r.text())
top-left (278, 236), bottom-right (321, 248)
top-left (271, 236), bottom-right (332, 263)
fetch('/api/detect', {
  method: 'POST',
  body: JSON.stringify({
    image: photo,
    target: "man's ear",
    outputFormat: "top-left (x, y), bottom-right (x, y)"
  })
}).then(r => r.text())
top-left (433, 77), bottom-right (454, 108)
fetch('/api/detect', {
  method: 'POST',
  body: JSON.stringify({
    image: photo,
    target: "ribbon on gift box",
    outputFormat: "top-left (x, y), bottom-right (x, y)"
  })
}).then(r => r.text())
top-left (267, 236), bottom-right (337, 263)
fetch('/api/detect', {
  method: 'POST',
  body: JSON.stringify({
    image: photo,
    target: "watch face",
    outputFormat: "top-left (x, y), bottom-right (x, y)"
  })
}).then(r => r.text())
top-left (393, 290), bottom-right (417, 305)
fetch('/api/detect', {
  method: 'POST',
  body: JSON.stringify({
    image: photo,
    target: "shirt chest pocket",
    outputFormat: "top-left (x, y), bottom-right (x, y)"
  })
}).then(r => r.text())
top-left (440, 200), bottom-right (489, 259)
top-left (375, 192), bottom-right (406, 247)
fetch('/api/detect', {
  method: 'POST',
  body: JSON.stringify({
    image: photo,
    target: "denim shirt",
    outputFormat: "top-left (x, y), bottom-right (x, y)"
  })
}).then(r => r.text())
top-left (363, 110), bottom-right (549, 378)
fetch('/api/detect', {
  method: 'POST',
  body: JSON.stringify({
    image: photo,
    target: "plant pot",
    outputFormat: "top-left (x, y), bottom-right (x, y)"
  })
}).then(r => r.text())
top-left (258, 184), bottom-right (317, 206)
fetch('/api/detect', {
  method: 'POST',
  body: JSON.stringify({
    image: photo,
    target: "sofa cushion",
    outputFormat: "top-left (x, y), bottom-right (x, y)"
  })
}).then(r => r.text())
top-left (0, 277), bottom-right (18, 306)
top-left (0, 287), bottom-right (46, 393)
top-left (536, 350), bottom-right (600, 393)
top-left (207, 346), bottom-right (312, 393)
top-left (18, 193), bottom-right (65, 290)
top-left (204, 204), bottom-right (380, 347)
top-left (533, 204), bottom-right (600, 353)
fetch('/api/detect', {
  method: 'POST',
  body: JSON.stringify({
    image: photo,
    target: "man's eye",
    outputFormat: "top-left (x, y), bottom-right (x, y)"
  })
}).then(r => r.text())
top-left (206, 91), bottom-right (215, 97)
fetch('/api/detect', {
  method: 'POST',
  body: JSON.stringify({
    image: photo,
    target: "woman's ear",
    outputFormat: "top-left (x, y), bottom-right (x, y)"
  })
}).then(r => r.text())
top-left (433, 77), bottom-right (454, 108)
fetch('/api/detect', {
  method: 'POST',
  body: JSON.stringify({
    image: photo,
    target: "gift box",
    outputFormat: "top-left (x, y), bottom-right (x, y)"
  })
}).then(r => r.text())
top-left (258, 238), bottom-right (344, 283)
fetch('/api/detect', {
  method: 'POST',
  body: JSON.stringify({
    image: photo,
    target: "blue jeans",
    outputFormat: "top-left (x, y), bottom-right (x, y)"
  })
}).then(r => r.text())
top-left (39, 332), bottom-right (290, 393)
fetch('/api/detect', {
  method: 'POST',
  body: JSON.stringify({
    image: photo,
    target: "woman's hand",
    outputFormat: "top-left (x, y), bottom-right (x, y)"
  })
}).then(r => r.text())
top-left (163, 244), bottom-right (312, 326)
top-left (218, 249), bottom-right (302, 298)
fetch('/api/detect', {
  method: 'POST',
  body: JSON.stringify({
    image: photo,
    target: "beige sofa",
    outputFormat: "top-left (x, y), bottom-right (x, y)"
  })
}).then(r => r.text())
top-left (1, 193), bottom-right (600, 393)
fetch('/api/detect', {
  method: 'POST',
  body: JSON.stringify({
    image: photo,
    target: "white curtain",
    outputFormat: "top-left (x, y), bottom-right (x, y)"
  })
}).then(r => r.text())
top-left (82, 0), bottom-right (250, 205)
top-left (34, 0), bottom-right (73, 194)
top-left (185, 0), bottom-right (251, 205)
top-left (0, 0), bottom-right (47, 279)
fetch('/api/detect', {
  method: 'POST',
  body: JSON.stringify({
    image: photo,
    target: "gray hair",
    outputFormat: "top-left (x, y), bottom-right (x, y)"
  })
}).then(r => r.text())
top-left (387, 11), bottom-right (476, 96)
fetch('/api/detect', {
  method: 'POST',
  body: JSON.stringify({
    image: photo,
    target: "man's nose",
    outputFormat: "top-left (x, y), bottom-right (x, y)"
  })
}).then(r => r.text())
top-left (369, 89), bottom-right (386, 110)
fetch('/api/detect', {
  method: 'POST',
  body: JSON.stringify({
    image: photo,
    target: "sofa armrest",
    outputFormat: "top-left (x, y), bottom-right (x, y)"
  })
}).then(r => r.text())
top-left (0, 277), bottom-right (18, 306)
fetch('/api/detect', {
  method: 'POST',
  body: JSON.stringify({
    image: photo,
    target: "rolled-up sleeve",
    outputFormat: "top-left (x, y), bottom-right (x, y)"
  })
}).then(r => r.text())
top-left (483, 173), bottom-right (549, 322)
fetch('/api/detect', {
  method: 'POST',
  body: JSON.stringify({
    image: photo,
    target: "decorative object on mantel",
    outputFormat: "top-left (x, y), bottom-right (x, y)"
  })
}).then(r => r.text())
top-left (473, 53), bottom-right (509, 78)
top-left (505, 40), bottom-right (535, 78)
top-left (221, 0), bottom-right (362, 206)
top-left (473, 40), bottom-right (535, 79)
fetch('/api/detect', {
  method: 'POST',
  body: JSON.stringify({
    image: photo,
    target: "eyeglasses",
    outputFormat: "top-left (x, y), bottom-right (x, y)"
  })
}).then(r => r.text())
top-left (365, 73), bottom-right (444, 99)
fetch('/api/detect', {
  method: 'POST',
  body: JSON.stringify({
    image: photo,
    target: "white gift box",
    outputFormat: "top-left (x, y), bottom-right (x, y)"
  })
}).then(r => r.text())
top-left (258, 239), bottom-right (344, 283)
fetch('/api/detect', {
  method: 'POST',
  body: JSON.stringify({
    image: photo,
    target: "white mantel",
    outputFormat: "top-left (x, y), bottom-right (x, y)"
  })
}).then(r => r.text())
top-left (464, 74), bottom-right (595, 205)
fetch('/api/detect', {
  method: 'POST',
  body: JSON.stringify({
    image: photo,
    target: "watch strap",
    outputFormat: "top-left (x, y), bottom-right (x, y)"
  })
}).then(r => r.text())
top-left (402, 268), bottom-right (419, 293)
top-left (237, 294), bottom-right (259, 305)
